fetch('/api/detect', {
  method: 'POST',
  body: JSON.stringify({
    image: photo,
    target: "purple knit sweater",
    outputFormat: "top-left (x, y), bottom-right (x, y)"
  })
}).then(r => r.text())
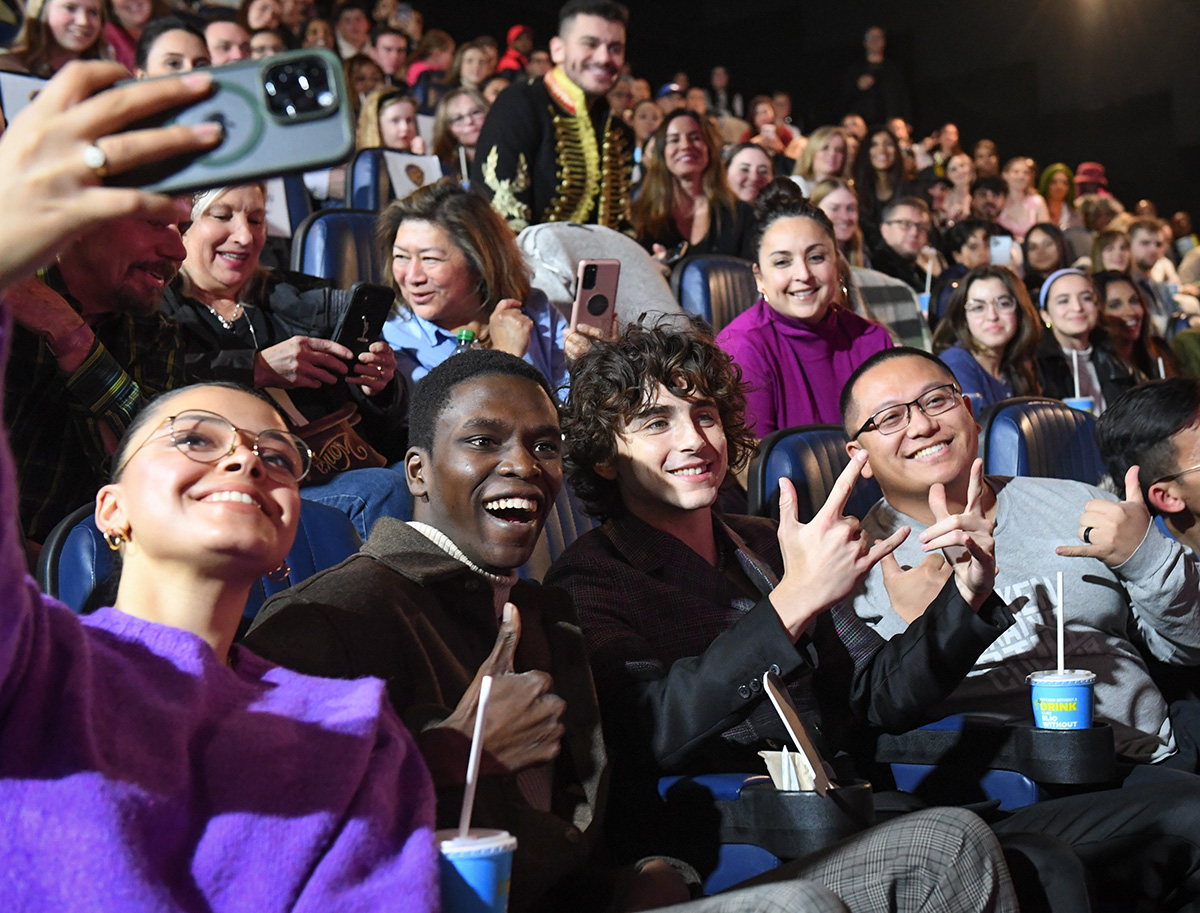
top-left (716, 299), bottom-right (893, 437)
top-left (0, 313), bottom-right (438, 911)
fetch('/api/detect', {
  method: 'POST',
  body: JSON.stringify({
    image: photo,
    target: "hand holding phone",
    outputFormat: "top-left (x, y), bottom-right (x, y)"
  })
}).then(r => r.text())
top-left (570, 259), bottom-right (620, 335)
top-left (0, 61), bottom-right (219, 286)
top-left (109, 49), bottom-right (354, 194)
top-left (330, 282), bottom-right (394, 361)
top-left (989, 235), bottom-right (1014, 266)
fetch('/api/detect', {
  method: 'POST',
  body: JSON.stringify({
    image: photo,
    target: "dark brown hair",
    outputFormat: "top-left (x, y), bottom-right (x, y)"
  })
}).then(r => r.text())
top-left (562, 318), bottom-right (756, 519)
top-left (932, 265), bottom-right (1042, 396)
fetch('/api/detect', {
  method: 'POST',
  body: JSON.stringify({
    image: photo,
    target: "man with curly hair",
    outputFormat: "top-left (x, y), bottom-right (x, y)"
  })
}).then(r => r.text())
top-left (546, 320), bottom-right (1021, 912)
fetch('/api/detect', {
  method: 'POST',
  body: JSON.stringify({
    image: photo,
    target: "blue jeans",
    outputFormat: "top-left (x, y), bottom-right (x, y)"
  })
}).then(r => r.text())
top-left (301, 466), bottom-right (412, 540)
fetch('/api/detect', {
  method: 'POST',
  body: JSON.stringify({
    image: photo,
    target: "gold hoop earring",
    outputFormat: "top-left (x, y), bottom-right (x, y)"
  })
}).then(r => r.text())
top-left (104, 530), bottom-right (127, 551)
top-left (266, 561), bottom-right (291, 582)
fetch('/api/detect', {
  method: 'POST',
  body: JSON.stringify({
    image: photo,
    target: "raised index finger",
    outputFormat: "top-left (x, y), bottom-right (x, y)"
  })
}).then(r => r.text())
top-left (817, 450), bottom-right (868, 522)
top-left (964, 458), bottom-right (984, 516)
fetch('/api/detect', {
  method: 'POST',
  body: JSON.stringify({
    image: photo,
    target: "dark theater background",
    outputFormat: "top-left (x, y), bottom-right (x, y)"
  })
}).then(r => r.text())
top-left (433, 0), bottom-right (1200, 217)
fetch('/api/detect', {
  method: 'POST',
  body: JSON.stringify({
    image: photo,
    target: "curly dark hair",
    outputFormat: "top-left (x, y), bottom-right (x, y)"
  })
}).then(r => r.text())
top-left (562, 318), bottom-right (756, 519)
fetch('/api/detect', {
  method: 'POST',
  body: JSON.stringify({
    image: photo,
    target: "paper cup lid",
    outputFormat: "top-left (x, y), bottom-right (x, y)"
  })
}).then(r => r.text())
top-left (436, 828), bottom-right (518, 855)
top-left (1026, 669), bottom-right (1096, 685)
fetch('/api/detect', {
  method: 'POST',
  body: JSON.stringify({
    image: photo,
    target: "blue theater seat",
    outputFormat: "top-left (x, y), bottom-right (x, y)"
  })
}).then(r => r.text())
top-left (36, 499), bottom-right (363, 628)
top-left (979, 396), bottom-right (1105, 485)
top-left (670, 254), bottom-right (757, 334)
top-left (290, 208), bottom-right (383, 286)
top-left (348, 148), bottom-right (393, 211)
top-left (746, 424), bottom-right (881, 521)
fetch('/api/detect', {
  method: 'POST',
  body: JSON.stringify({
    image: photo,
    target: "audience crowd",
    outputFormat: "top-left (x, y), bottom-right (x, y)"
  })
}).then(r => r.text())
top-left (5, 0), bottom-right (1200, 911)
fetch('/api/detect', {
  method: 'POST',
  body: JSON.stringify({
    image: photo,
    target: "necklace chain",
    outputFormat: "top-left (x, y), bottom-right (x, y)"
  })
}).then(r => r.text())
top-left (203, 301), bottom-right (258, 348)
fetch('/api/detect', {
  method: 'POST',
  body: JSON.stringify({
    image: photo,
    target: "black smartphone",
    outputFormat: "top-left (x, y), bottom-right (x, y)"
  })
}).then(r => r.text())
top-left (331, 282), bottom-right (394, 362)
top-left (109, 49), bottom-right (354, 194)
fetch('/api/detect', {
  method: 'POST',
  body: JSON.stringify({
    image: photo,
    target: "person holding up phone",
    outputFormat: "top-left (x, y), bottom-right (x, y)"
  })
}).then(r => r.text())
top-left (379, 180), bottom-right (573, 395)
top-left (0, 61), bottom-right (439, 912)
top-left (161, 183), bottom-right (407, 456)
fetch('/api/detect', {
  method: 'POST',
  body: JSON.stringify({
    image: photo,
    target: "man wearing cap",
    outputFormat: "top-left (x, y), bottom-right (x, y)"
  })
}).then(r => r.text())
top-left (497, 24), bottom-right (533, 74)
top-left (655, 82), bottom-right (685, 115)
top-left (472, 0), bottom-right (634, 232)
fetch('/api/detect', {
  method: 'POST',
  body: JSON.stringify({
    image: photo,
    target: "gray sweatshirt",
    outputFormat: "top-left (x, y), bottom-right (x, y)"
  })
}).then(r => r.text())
top-left (852, 475), bottom-right (1200, 763)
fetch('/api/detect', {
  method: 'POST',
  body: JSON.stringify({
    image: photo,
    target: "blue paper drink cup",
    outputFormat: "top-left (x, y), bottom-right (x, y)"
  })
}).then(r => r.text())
top-left (437, 828), bottom-right (517, 913)
top-left (1026, 670), bottom-right (1096, 730)
top-left (1063, 396), bottom-right (1094, 413)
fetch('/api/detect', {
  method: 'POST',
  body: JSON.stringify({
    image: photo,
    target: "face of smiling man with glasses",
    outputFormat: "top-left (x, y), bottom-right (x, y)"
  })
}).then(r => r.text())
top-left (844, 348), bottom-right (983, 525)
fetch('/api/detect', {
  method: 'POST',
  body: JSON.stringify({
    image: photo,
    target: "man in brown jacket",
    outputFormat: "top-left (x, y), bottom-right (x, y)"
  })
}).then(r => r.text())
top-left (245, 349), bottom-right (606, 913)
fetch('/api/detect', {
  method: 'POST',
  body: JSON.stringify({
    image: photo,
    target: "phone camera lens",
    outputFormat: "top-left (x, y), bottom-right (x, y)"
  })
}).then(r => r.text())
top-left (264, 58), bottom-right (335, 119)
top-left (583, 265), bottom-right (597, 288)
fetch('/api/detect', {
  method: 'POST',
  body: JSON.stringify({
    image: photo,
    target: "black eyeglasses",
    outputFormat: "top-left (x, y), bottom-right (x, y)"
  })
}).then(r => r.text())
top-left (852, 384), bottom-right (962, 439)
top-left (116, 410), bottom-right (312, 482)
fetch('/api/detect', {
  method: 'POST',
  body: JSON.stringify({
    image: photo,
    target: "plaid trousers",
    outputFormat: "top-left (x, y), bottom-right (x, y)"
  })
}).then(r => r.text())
top-left (731, 807), bottom-right (1017, 913)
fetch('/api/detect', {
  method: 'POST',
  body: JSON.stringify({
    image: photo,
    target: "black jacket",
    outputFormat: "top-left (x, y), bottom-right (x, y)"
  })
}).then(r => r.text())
top-left (1035, 331), bottom-right (1137, 410)
top-left (161, 271), bottom-right (407, 460)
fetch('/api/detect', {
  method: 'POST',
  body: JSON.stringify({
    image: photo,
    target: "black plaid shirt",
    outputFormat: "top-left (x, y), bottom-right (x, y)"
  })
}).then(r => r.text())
top-left (6, 268), bottom-right (187, 543)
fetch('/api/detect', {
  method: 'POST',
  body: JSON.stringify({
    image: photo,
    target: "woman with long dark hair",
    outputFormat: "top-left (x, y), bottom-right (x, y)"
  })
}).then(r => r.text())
top-left (850, 125), bottom-right (909, 243)
top-left (632, 109), bottom-right (754, 260)
top-left (933, 265), bottom-right (1042, 409)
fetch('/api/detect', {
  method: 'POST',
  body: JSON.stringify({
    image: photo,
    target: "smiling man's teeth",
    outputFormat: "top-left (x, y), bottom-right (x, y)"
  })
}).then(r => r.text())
top-left (484, 497), bottom-right (537, 512)
top-left (912, 443), bottom-right (948, 459)
top-left (203, 491), bottom-right (259, 506)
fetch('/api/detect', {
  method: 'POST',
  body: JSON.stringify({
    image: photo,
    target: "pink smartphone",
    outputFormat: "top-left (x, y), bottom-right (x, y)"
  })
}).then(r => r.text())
top-left (571, 259), bottom-right (620, 335)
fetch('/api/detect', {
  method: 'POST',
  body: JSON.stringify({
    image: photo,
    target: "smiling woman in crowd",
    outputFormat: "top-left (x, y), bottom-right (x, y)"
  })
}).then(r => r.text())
top-left (810, 177), bottom-right (867, 268)
top-left (723, 141), bottom-right (773, 205)
top-left (1093, 269), bottom-right (1178, 380)
top-left (632, 109), bottom-right (754, 260)
top-left (791, 125), bottom-right (848, 196)
top-left (379, 180), bottom-right (570, 392)
top-left (0, 0), bottom-right (107, 76)
top-left (1035, 268), bottom-right (1137, 415)
top-left (716, 177), bottom-right (891, 436)
top-left (432, 86), bottom-right (487, 183)
top-left (161, 184), bottom-right (408, 469)
top-left (933, 264), bottom-right (1042, 410)
top-left (851, 125), bottom-right (909, 243)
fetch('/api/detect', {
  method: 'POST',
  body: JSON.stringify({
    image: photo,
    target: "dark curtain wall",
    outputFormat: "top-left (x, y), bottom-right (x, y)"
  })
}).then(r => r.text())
top-left (431, 0), bottom-right (1200, 216)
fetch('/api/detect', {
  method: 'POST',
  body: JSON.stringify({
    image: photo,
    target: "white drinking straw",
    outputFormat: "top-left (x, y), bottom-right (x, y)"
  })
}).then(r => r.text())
top-left (459, 146), bottom-right (469, 185)
top-left (924, 255), bottom-right (933, 296)
top-left (1056, 571), bottom-right (1065, 674)
top-left (457, 674), bottom-right (493, 838)
top-left (1069, 349), bottom-right (1081, 400)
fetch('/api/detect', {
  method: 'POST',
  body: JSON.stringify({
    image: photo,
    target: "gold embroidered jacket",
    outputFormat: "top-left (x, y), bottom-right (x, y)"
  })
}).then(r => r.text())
top-left (471, 67), bottom-right (634, 233)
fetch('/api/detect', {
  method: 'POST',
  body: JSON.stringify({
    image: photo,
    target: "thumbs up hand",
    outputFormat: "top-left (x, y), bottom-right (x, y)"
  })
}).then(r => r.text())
top-left (437, 603), bottom-right (567, 774)
top-left (1056, 465), bottom-right (1151, 568)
